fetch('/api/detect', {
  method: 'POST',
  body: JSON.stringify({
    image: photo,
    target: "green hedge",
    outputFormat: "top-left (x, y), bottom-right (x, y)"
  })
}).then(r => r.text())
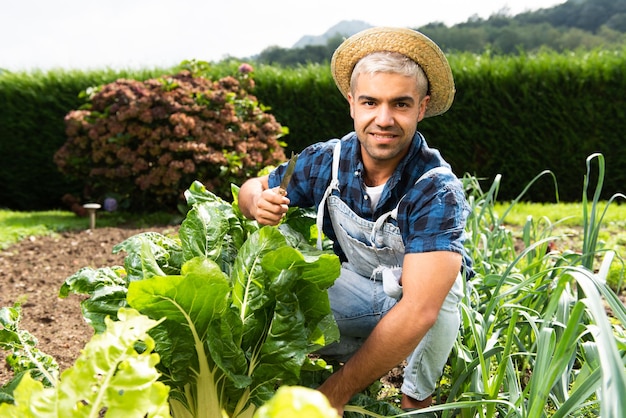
top-left (434, 49), bottom-right (626, 202)
top-left (1, 49), bottom-right (625, 210)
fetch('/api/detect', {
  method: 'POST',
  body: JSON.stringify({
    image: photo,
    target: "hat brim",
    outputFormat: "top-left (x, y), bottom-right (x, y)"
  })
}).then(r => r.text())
top-left (331, 27), bottom-right (455, 118)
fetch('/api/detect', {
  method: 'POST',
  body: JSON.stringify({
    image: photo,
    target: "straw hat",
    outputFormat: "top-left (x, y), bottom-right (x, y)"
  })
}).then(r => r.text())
top-left (331, 27), bottom-right (455, 117)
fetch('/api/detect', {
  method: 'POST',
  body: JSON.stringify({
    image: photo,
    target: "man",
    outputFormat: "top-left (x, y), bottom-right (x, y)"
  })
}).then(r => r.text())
top-left (239, 27), bottom-right (471, 415)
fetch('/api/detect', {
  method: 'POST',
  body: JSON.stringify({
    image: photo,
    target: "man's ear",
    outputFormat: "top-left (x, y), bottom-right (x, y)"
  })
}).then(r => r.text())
top-left (418, 95), bottom-right (431, 122)
top-left (347, 93), bottom-right (356, 119)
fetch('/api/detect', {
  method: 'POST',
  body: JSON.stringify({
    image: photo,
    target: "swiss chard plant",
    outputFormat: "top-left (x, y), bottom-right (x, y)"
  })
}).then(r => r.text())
top-left (0, 307), bottom-right (171, 418)
top-left (58, 181), bottom-right (341, 418)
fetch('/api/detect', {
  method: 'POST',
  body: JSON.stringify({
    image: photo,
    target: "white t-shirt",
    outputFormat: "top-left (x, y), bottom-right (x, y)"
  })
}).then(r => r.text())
top-left (364, 183), bottom-right (386, 211)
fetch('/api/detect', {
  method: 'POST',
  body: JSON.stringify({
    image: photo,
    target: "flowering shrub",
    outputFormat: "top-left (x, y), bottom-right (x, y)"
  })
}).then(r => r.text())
top-left (54, 65), bottom-right (287, 211)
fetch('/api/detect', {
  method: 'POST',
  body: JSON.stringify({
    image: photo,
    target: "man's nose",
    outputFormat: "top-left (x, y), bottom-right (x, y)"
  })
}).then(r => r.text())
top-left (375, 105), bottom-right (394, 127)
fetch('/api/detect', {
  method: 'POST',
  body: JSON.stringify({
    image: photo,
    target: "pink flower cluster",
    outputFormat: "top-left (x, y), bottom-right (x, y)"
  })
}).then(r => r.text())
top-left (54, 70), bottom-right (286, 210)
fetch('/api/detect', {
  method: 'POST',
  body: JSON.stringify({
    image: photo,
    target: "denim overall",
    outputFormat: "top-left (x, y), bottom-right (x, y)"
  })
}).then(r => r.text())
top-left (316, 141), bottom-right (463, 400)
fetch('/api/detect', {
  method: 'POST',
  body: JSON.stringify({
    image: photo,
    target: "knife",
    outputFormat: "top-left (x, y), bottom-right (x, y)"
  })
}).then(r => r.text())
top-left (278, 152), bottom-right (299, 195)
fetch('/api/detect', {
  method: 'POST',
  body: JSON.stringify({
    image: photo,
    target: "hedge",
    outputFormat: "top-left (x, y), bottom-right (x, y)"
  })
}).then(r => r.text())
top-left (1, 48), bottom-right (625, 210)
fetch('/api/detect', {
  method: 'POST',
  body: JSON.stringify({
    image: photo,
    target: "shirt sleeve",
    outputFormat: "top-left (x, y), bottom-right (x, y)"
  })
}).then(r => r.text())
top-left (399, 170), bottom-right (470, 256)
top-left (268, 141), bottom-right (337, 209)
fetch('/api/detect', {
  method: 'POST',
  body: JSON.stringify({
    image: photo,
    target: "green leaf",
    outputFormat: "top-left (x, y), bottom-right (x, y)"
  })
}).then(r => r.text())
top-left (231, 227), bottom-right (284, 322)
top-left (59, 265), bottom-right (126, 297)
top-left (114, 232), bottom-right (183, 281)
top-left (58, 266), bottom-right (128, 332)
top-left (128, 257), bottom-right (231, 341)
top-left (127, 256), bottom-right (236, 417)
top-left (253, 386), bottom-right (338, 418)
top-left (250, 291), bottom-right (308, 403)
top-left (179, 203), bottom-right (234, 267)
top-left (0, 304), bottom-right (58, 389)
top-left (0, 308), bottom-right (170, 418)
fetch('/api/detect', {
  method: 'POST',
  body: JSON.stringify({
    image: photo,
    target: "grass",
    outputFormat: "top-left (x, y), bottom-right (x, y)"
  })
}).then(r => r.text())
top-left (494, 201), bottom-right (626, 226)
top-left (0, 209), bottom-right (182, 250)
top-left (495, 201), bottom-right (626, 254)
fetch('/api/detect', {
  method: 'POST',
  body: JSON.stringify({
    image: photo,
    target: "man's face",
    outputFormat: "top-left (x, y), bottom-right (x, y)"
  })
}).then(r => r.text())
top-left (348, 72), bottom-right (429, 169)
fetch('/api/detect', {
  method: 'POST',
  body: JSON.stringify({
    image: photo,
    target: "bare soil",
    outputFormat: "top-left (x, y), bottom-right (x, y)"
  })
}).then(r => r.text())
top-left (0, 225), bottom-right (178, 385)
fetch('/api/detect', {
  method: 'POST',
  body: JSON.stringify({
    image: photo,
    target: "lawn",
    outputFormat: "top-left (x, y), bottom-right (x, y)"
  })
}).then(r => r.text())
top-left (0, 209), bottom-right (180, 250)
top-left (495, 201), bottom-right (626, 256)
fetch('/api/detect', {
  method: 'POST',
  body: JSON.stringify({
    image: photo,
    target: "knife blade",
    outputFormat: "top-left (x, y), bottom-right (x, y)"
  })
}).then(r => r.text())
top-left (278, 152), bottom-right (299, 195)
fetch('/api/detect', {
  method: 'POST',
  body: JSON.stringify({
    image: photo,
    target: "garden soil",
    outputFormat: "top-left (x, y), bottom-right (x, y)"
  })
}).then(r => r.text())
top-left (0, 225), bottom-right (405, 390)
top-left (0, 225), bottom-right (178, 386)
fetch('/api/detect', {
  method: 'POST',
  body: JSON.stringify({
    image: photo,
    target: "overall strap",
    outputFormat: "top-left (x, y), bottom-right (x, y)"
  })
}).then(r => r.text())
top-left (369, 166), bottom-right (452, 244)
top-left (316, 141), bottom-right (342, 250)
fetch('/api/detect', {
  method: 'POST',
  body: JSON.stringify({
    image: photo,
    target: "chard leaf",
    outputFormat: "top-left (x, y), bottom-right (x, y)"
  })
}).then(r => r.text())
top-left (261, 246), bottom-right (340, 350)
top-left (59, 265), bottom-right (126, 297)
top-left (261, 246), bottom-right (339, 290)
top-left (280, 207), bottom-right (318, 244)
top-left (182, 182), bottom-right (250, 271)
top-left (0, 304), bottom-right (59, 389)
top-left (250, 290), bottom-right (308, 404)
top-left (294, 281), bottom-right (339, 350)
top-left (0, 308), bottom-right (170, 418)
top-left (142, 324), bottom-right (195, 386)
top-left (79, 283), bottom-right (129, 333)
top-left (127, 256), bottom-right (242, 418)
top-left (230, 227), bottom-right (341, 406)
top-left (128, 256), bottom-right (231, 342)
top-left (184, 179), bottom-right (230, 208)
top-left (58, 266), bottom-right (128, 333)
top-left (231, 227), bottom-right (286, 322)
top-left (179, 203), bottom-right (233, 265)
top-left (114, 232), bottom-right (183, 281)
top-left (205, 307), bottom-right (251, 387)
top-left (281, 208), bottom-right (334, 251)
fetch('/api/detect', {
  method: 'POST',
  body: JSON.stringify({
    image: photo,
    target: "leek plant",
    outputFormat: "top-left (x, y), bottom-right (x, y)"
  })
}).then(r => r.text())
top-left (430, 154), bottom-right (626, 418)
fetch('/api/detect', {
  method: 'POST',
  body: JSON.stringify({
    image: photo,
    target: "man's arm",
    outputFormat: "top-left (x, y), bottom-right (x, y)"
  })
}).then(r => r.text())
top-left (239, 175), bottom-right (290, 225)
top-left (317, 250), bottom-right (462, 414)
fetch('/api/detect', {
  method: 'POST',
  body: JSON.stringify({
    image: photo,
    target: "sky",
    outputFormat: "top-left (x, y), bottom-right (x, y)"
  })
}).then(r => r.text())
top-left (2, 0), bottom-right (567, 72)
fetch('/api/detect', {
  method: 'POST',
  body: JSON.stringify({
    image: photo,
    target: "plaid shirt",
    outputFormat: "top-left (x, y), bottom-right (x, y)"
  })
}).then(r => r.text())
top-left (268, 131), bottom-right (472, 274)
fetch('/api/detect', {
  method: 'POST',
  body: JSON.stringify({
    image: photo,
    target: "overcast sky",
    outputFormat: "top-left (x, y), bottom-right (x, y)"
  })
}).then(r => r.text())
top-left (2, 0), bottom-right (566, 72)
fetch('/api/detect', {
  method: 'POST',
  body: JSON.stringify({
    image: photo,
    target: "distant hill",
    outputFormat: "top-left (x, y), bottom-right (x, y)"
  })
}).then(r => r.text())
top-left (514, 0), bottom-right (626, 32)
top-left (292, 20), bottom-right (373, 48)
top-left (256, 0), bottom-right (626, 66)
top-left (292, 0), bottom-right (626, 50)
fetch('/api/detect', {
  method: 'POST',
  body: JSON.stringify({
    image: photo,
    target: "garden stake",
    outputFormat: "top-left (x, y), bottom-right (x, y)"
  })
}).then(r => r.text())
top-left (83, 203), bottom-right (101, 229)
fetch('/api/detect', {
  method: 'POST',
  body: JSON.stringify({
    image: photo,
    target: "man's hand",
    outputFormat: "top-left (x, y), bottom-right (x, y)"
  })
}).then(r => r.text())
top-left (239, 176), bottom-right (289, 225)
top-left (253, 187), bottom-right (290, 225)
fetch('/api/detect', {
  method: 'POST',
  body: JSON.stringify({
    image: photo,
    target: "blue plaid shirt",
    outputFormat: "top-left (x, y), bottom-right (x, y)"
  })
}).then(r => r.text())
top-left (268, 131), bottom-right (472, 275)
